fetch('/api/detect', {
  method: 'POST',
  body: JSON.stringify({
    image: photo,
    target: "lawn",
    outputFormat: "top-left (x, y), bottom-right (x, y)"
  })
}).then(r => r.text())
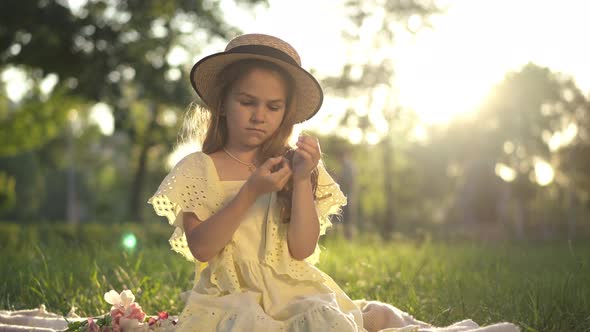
top-left (1, 223), bottom-right (588, 331)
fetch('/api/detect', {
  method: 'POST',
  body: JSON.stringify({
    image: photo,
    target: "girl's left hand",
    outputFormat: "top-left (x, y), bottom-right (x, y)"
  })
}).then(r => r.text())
top-left (293, 135), bottom-right (321, 181)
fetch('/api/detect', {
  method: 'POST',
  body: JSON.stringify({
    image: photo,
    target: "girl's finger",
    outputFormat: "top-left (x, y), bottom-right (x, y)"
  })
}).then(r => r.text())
top-left (298, 135), bottom-right (319, 149)
top-left (277, 169), bottom-right (292, 187)
top-left (281, 157), bottom-right (291, 169)
top-left (298, 142), bottom-right (321, 163)
top-left (271, 157), bottom-right (289, 172)
top-left (296, 141), bottom-right (320, 161)
top-left (295, 147), bottom-right (315, 164)
top-left (261, 156), bottom-right (284, 170)
top-left (272, 162), bottom-right (292, 179)
top-left (295, 145), bottom-right (320, 163)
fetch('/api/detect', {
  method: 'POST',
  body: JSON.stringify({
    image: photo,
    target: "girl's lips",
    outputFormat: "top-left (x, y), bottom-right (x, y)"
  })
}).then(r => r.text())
top-left (246, 128), bottom-right (265, 133)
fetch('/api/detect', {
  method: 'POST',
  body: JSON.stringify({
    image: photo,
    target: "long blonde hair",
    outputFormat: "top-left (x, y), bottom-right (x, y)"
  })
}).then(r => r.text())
top-left (180, 59), bottom-right (318, 222)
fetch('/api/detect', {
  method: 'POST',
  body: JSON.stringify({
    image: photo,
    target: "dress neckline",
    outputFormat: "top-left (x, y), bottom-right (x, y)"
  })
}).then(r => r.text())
top-left (201, 152), bottom-right (248, 183)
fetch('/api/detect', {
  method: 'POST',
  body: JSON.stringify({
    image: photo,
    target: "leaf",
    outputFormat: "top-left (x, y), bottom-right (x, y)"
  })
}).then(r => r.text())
top-left (64, 320), bottom-right (87, 331)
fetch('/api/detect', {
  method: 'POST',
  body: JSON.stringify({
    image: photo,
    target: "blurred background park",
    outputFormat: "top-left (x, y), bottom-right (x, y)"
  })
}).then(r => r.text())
top-left (1, 0), bottom-right (590, 330)
top-left (2, 0), bottom-right (589, 240)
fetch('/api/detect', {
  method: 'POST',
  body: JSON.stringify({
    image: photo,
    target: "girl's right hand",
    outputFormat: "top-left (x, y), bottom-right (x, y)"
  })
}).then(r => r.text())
top-left (245, 156), bottom-right (292, 196)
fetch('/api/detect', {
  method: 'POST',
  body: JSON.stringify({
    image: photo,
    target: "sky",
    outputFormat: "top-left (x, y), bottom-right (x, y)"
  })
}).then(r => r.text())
top-left (230, 0), bottom-right (590, 125)
top-left (3, 0), bottom-right (589, 129)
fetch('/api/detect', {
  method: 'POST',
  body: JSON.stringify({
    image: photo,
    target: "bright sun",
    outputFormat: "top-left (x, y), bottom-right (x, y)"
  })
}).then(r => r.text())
top-left (395, 55), bottom-right (494, 125)
top-left (391, 0), bottom-right (590, 125)
top-left (239, 0), bottom-right (510, 126)
top-left (241, 0), bottom-right (590, 126)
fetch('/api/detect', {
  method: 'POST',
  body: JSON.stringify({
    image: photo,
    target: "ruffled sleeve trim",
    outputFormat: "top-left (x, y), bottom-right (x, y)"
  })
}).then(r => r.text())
top-left (306, 161), bottom-right (347, 265)
top-left (261, 161), bottom-right (347, 282)
top-left (315, 161), bottom-right (347, 236)
top-left (147, 152), bottom-right (225, 262)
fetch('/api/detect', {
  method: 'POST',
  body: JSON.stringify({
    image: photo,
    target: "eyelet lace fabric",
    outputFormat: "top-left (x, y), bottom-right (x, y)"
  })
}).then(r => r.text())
top-left (261, 161), bottom-right (347, 282)
top-left (175, 290), bottom-right (361, 332)
top-left (147, 152), bottom-right (521, 332)
top-left (309, 161), bottom-right (348, 264)
top-left (148, 152), bottom-right (347, 287)
top-left (147, 152), bottom-right (225, 280)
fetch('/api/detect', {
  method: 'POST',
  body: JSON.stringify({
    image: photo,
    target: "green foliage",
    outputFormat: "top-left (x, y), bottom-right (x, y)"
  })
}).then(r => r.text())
top-left (0, 152), bottom-right (44, 221)
top-left (0, 0), bottom-right (265, 222)
top-left (0, 222), bottom-right (189, 316)
top-left (439, 63), bottom-right (590, 228)
top-left (471, 63), bottom-right (581, 164)
top-left (1, 0), bottom-right (589, 237)
top-left (320, 62), bottom-right (590, 236)
top-left (322, 235), bottom-right (590, 331)
top-left (1, 224), bottom-right (589, 331)
top-left (64, 315), bottom-right (111, 332)
top-left (0, 83), bottom-right (79, 157)
top-left (0, 171), bottom-right (16, 212)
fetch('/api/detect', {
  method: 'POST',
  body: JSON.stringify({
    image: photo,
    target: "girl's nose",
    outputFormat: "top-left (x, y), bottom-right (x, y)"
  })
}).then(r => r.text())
top-left (250, 106), bottom-right (265, 123)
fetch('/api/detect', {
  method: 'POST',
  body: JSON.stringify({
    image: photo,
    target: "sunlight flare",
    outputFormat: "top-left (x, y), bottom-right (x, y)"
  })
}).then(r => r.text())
top-left (534, 159), bottom-right (554, 186)
top-left (168, 142), bottom-right (200, 169)
top-left (122, 232), bottom-right (137, 249)
top-left (89, 103), bottom-right (115, 136)
top-left (495, 163), bottom-right (516, 182)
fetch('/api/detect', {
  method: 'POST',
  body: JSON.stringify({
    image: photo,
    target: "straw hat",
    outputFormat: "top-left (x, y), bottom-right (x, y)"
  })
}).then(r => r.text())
top-left (189, 34), bottom-right (323, 123)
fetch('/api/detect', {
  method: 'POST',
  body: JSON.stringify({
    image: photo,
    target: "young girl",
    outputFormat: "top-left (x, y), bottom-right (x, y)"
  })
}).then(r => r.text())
top-left (148, 34), bottom-right (519, 332)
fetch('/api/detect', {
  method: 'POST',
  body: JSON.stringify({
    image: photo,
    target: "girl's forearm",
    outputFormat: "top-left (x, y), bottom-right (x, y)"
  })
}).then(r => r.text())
top-left (287, 176), bottom-right (320, 260)
top-left (184, 182), bottom-right (258, 262)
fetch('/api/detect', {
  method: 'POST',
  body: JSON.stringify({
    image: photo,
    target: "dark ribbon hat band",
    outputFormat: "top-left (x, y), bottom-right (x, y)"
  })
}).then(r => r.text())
top-left (227, 45), bottom-right (299, 66)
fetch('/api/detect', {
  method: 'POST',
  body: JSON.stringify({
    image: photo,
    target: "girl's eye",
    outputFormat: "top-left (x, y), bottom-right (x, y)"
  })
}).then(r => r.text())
top-left (269, 105), bottom-right (283, 112)
top-left (240, 100), bottom-right (254, 106)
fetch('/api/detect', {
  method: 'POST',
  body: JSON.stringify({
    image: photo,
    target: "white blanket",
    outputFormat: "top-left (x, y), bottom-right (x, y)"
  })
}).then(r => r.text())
top-left (0, 305), bottom-right (181, 332)
top-left (0, 304), bottom-right (86, 331)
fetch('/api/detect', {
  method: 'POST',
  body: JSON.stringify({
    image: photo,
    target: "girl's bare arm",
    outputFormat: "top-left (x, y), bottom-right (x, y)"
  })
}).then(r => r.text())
top-left (183, 182), bottom-right (258, 262)
top-left (287, 175), bottom-right (321, 260)
top-left (183, 156), bottom-right (291, 262)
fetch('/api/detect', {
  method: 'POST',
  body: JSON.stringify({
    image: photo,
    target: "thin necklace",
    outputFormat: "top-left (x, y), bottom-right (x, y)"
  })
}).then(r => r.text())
top-left (223, 148), bottom-right (256, 172)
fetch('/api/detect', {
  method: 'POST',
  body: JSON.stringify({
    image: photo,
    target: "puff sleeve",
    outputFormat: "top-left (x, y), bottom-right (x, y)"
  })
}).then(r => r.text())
top-left (305, 162), bottom-right (347, 265)
top-left (260, 161), bottom-right (348, 281)
top-left (147, 152), bottom-right (224, 262)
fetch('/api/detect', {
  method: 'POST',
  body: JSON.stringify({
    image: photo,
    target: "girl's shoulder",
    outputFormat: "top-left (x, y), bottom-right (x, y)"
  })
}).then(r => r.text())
top-left (171, 151), bottom-right (215, 178)
top-left (175, 150), bottom-right (210, 166)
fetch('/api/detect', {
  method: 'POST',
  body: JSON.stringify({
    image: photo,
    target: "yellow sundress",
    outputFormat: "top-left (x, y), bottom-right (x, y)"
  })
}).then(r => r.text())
top-left (148, 151), bottom-right (520, 332)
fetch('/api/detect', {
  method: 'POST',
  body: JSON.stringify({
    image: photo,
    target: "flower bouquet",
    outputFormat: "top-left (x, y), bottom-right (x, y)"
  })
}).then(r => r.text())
top-left (64, 290), bottom-right (177, 331)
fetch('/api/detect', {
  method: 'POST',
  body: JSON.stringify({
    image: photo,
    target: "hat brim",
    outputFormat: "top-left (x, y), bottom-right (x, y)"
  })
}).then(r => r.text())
top-left (190, 52), bottom-right (323, 124)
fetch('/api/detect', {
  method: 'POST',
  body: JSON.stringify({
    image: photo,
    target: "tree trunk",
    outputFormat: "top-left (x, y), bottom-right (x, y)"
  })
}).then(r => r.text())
top-left (567, 189), bottom-right (577, 240)
top-left (66, 119), bottom-right (79, 225)
top-left (130, 102), bottom-right (158, 223)
top-left (382, 133), bottom-right (396, 239)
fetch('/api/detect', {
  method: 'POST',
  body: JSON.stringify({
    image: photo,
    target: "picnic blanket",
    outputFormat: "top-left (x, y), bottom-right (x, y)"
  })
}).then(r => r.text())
top-left (0, 305), bottom-right (180, 332)
top-left (0, 305), bottom-right (81, 331)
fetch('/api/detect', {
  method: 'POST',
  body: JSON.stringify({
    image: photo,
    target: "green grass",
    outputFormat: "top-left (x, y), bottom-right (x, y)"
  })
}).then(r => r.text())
top-left (1, 224), bottom-right (589, 331)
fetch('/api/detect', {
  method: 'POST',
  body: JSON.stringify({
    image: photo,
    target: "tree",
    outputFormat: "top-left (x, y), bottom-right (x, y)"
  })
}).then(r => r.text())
top-left (444, 63), bottom-right (590, 237)
top-left (322, 0), bottom-right (441, 238)
top-left (0, 0), bottom-right (265, 222)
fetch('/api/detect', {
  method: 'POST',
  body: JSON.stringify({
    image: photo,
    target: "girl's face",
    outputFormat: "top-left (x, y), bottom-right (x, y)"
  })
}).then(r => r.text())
top-left (223, 67), bottom-right (289, 150)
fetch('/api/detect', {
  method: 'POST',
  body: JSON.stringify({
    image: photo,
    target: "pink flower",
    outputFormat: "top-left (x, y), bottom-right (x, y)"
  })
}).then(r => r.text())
top-left (157, 311), bottom-right (169, 320)
top-left (148, 317), bottom-right (157, 326)
top-left (124, 302), bottom-right (146, 322)
top-left (110, 307), bottom-right (125, 325)
top-left (102, 289), bottom-right (151, 331)
top-left (87, 318), bottom-right (100, 332)
top-left (104, 290), bottom-right (135, 309)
